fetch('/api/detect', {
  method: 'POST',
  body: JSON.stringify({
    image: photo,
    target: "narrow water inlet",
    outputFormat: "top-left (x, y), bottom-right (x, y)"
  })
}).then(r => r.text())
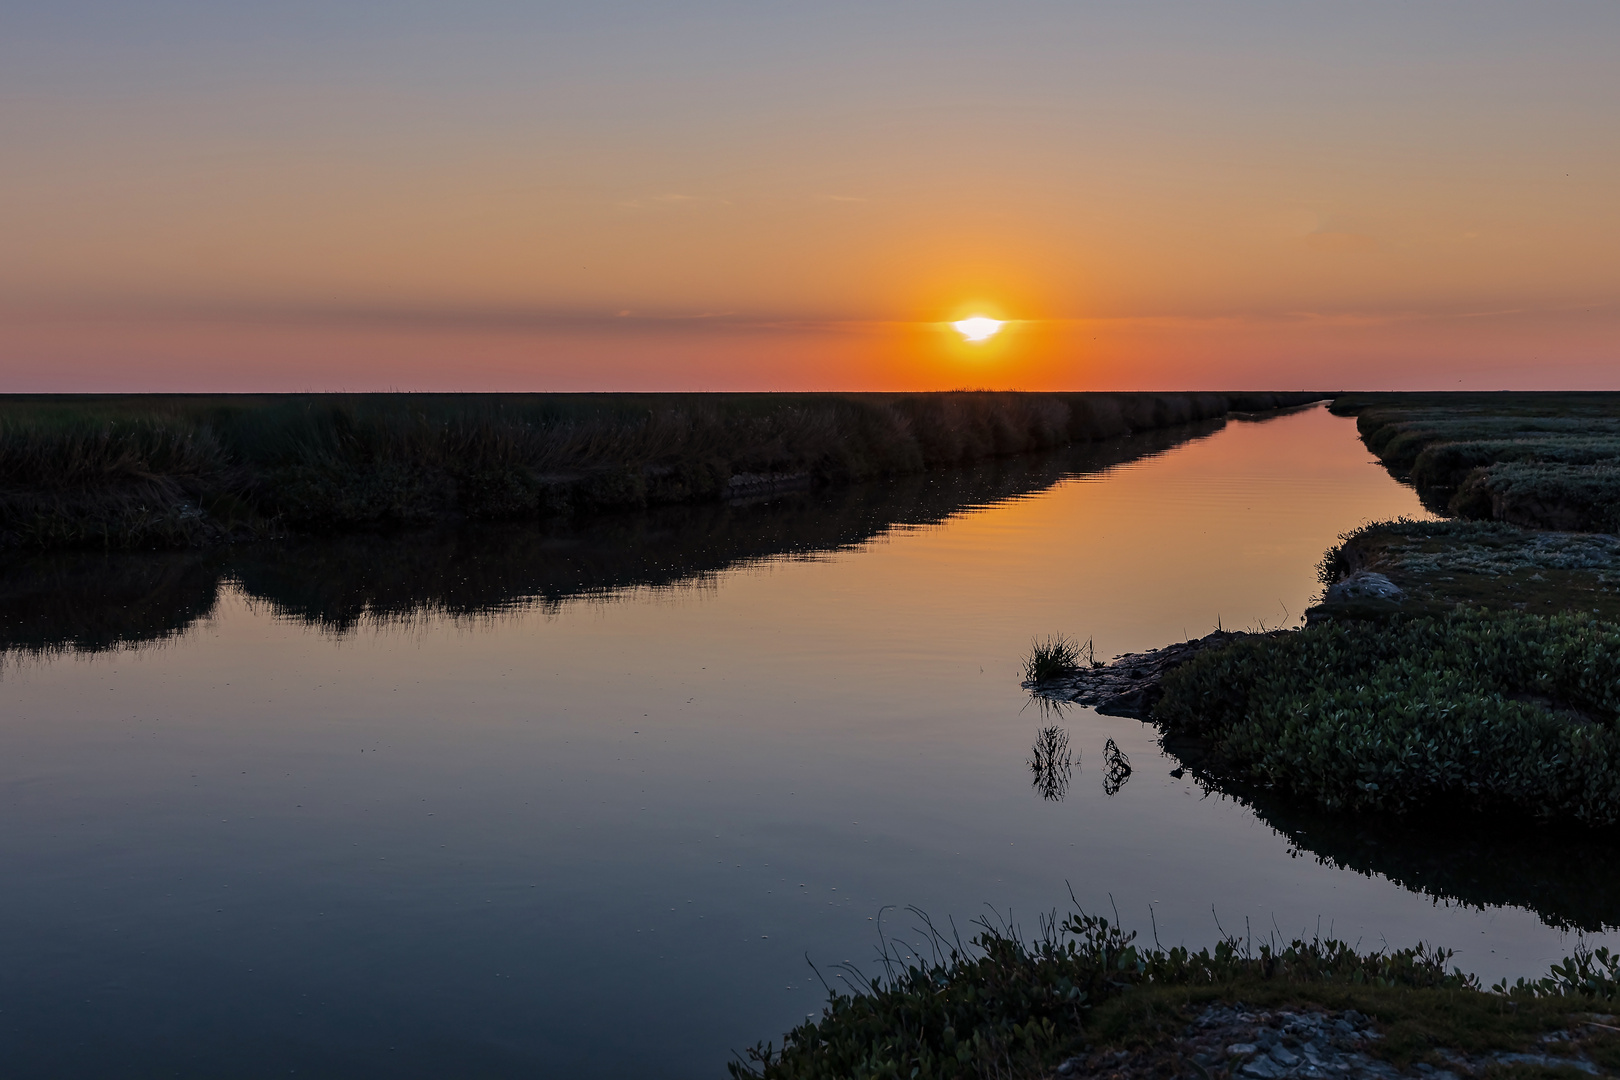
top-left (0, 404), bottom-right (1590, 1080)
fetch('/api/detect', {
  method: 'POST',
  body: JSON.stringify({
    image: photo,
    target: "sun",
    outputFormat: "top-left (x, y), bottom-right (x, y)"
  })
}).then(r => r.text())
top-left (952, 316), bottom-right (1003, 343)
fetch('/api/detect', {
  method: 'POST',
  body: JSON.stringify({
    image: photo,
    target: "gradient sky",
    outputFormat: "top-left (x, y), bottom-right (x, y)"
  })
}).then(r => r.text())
top-left (3, 1), bottom-right (1618, 391)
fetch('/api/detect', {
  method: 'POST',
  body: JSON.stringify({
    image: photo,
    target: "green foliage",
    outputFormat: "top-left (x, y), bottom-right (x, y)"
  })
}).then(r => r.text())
top-left (1495, 943), bottom-right (1620, 1000)
top-left (1154, 610), bottom-right (1620, 824)
top-left (1329, 393), bottom-right (1620, 530)
top-left (1410, 437), bottom-right (1620, 493)
top-left (1315, 517), bottom-right (1620, 623)
top-left (1457, 463), bottom-right (1620, 533)
top-left (730, 906), bottom-right (1474, 1080)
top-left (734, 900), bottom-right (1620, 1080)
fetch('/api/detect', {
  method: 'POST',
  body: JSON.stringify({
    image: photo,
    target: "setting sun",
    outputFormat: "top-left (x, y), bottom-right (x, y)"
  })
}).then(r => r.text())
top-left (952, 316), bottom-right (1004, 343)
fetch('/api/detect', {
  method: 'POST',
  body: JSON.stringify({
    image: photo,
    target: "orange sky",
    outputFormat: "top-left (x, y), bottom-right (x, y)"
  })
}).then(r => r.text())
top-left (3, 2), bottom-right (1618, 390)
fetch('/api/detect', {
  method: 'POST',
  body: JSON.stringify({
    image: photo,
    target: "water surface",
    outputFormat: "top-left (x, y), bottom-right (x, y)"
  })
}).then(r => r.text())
top-left (0, 405), bottom-right (1606, 1078)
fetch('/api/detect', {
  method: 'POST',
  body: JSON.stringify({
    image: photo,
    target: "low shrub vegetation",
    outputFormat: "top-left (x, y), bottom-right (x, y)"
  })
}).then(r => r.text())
top-left (1455, 462), bottom-right (1620, 533)
top-left (731, 902), bottom-right (1620, 1080)
top-left (1330, 393), bottom-right (1620, 530)
top-left (1153, 609), bottom-right (1620, 824)
top-left (1315, 517), bottom-right (1620, 619)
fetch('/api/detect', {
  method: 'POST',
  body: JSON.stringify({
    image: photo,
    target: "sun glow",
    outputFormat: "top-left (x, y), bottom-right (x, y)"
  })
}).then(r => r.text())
top-left (952, 316), bottom-right (1004, 343)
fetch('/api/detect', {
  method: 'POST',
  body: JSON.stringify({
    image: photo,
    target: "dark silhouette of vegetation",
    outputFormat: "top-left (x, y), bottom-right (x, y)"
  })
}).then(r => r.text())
top-left (1102, 737), bottom-right (1132, 796)
top-left (0, 418), bottom-right (1225, 658)
top-left (0, 391), bottom-right (1322, 550)
top-left (731, 898), bottom-right (1620, 1080)
top-left (1023, 633), bottom-right (1088, 682)
top-left (1220, 782), bottom-right (1620, 932)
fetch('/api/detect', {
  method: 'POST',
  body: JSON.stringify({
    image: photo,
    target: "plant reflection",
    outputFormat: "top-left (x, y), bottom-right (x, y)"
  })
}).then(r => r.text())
top-left (1165, 738), bottom-right (1620, 932)
top-left (0, 420), bottom-right (1222, 659)
top-left (1029, 726), bottom-right (1074, 801)
top-left (1103, 737), bottom-right (1132, 795)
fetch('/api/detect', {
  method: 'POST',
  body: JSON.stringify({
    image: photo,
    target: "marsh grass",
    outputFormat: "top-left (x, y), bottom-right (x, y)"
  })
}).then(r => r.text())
top-left (1331, 393), bottom-right (1620, 531)
top-left (0, 425), bottom-right (1230, 658)
top-left (1457, 462), bottom-right (1620, 533)
top-left (729, 893), bottom-right (1620, 1080)
top-left (1023, 634), bottom-right (1088, 682)
top-left (1317, 518), bottom-right (1620, 619)
top-left (1154, 609), bottom-right (1620, 824)
top-left (1025, 634), bottom-right (1099, 682)
top-left (0, 391), bottom-right (1320, 549)
top-left (735, 893), bottom-right (1620, 1080)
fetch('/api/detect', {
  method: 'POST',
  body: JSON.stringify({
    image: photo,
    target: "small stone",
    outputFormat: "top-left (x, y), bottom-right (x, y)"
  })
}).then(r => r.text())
top-left (1325, 569), bottom-right (1404, 603)
top-left (1270, 1045), bottom-right (1301, 1067)
top-left (1242, 1058), bottom-right (1281, 1079)
top-left (1229, 1043), bottom-right (1259, 1057)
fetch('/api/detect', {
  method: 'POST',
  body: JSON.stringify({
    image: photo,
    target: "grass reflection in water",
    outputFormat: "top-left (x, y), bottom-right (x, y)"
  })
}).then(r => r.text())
top-left (0, 419), bottom-right (1223, 657)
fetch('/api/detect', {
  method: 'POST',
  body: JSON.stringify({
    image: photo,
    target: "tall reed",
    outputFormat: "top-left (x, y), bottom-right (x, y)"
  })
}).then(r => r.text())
top-left (0, 391), bottom-right (1322, 549)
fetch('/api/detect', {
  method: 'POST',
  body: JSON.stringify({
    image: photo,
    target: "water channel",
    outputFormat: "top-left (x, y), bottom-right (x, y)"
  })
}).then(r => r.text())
top-left (1, 404), bottom-right (1608, 1078)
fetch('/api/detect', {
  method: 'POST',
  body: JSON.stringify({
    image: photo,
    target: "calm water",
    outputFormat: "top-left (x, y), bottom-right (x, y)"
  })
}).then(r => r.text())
top-left (0, 405), bottom-right (1610, 1078)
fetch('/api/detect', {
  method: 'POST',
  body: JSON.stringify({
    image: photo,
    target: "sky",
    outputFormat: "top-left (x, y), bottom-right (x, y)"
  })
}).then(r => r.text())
top-left (2, 1), bottom-right (1618, 391)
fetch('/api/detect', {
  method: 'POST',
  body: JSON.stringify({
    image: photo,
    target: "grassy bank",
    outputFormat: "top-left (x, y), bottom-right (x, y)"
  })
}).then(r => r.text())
top-left (1320, 517), bottom-right (1620, 618)
top-left (0, 391), bottom-right (1321, 550)
top-left (1017, 394), bottom-right (1620, 928)
top-left (731, 900), bottom-right (1620, 1080)
top-left (1023, 394), bottom-right (1620, 831)
top-left (1141, 511), bottom-right (1620, 827)
top-left (0, 419), bottom-right (1224, 657)
top-left (1154, 609), bottom-right (1620, 824)
top-left (1331, 392), bottom-right (1620, 531)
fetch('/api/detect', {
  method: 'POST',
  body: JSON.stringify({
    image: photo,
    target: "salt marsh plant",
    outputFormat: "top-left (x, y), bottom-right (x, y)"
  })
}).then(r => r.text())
top-left (730, 900), bottom-right (1496, 1080)
top-left (0, 391), bottom-right (1321, 550)
top-left (1154, 609), bottom-right (1620, 825)
top-left (1331, 393), bottom-right (1620, 531)
top-left (1023, 634), bottom-right (1095, 683)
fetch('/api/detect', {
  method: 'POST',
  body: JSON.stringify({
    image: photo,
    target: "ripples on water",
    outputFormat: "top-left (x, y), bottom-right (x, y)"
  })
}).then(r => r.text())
top-left (0, 405), bottom-right (1607, 1078)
